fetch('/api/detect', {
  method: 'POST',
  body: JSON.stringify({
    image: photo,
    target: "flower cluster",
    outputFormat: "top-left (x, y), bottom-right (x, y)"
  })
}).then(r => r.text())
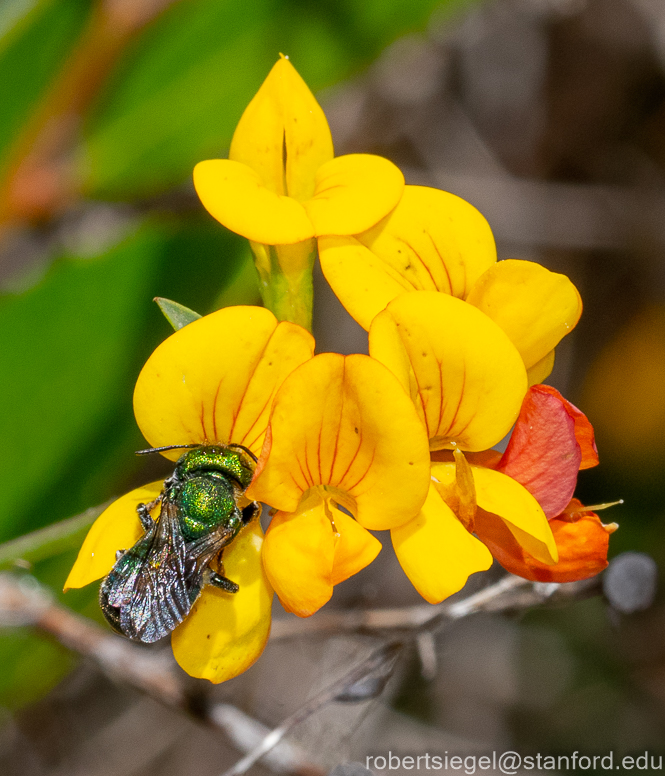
top-left (67, 56), bottom-right (616, 683)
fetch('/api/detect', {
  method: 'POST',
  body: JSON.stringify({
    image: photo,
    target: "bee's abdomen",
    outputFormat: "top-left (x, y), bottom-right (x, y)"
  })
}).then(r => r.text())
top-left (176, 475), bottom-right (240, 540)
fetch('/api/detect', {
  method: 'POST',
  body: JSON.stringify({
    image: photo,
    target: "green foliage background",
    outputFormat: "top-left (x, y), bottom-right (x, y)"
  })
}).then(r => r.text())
top-left (0, 0), bottom-right (474, 712)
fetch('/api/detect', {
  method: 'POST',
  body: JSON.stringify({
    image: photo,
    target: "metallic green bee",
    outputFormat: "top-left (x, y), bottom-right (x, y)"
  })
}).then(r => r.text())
top-left (100, 444), bottom-right (260, 643)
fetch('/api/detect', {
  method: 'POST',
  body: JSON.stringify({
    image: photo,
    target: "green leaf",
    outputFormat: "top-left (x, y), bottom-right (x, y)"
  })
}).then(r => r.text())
top-left (0, 0), bottom-right (93, 171)
top-left (81, 0), bottom-right (475, 199)
top-left (0, 213), bottom-right (248, 542)
top-left (82, 0), bottom-right (274, 198)
top-left (155, 296), bottom-right (201, 330)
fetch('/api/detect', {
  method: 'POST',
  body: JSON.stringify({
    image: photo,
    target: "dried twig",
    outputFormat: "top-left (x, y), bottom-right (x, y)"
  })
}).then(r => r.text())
top-left (0, 568), bottom-right (600, 776)
top-left (218, 642), bottom-right (403, 776)
top-left (269, 574), bottom-right (600, 641)
top-left (0, 573), bottom-right (322, 776)
top-left (0, 502), bottom-right (109, 571)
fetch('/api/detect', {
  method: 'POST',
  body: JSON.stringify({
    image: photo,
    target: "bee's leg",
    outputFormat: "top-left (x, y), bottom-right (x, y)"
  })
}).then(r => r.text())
top-left (204, 568), bottom-right (239, 594)
top-left (241, 501), bottom-right (261, 524)
top-left (136, 502), bottom-right (157, 532)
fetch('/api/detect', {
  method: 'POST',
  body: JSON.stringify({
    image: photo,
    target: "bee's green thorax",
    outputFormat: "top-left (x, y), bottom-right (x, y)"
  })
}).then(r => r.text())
top-left (175, 474), bottom-right (241, 541)
top-left (175, 445), bottom-right (255, 489)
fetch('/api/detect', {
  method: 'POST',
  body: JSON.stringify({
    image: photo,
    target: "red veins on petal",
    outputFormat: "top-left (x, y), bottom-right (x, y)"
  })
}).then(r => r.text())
top-left (475, 501), bottom-right (612, 583)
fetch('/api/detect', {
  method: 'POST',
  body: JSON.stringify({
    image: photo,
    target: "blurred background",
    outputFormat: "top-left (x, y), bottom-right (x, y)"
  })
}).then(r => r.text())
top-left (1, 0), bottom-right (665, 773)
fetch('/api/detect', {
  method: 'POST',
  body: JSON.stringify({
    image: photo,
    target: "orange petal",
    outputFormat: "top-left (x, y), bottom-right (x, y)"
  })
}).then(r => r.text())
top-left (330, 507), bottom-right (382, 586)
top-left (392, 483), bottom-right (493, 604)
top-left (475, 507), bottom-right (610, 583)
top-left (466, 259), bottom-right (582, 371)
top-left (369, 291), bottom-right (528, 451)
top-left (544, 386), bottom-right (599, 470)
top-left (320, 186), bottom-right (496, 329)
top-left (171, 520), bottom-right (273, 682)
top-left (497, 385), bottom-right (582, 519)
top-left (134, 306), bottom-right (315, 460)
top-left (64, 482), bottom-right (162, 591)
top-left (262, 491), bottom-right (335, 617)
top-left (193, 159), bottom-right (315, 244)
top-left (229, 56), bottom-right (333, 201)
top-left (248, 353), bottom-right (431, 530)
top-left (304, 154), bottom-right (404, 237)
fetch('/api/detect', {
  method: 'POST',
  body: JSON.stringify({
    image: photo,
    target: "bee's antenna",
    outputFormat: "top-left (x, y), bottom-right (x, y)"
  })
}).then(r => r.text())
top-left (135, 444), bottom-right (200, 456)
top-left (226, 443), bottom-right (258, 463)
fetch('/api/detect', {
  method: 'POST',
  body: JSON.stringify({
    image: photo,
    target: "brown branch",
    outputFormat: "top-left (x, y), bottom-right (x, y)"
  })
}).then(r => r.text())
top-left (0, 572), bottom-right (322, 776)
top-left (0, 569), bottom-right (601, 776)
top-left (269, 574), bottom-right (601, 641)
top-left (219, 642), bottom-right (403, 776)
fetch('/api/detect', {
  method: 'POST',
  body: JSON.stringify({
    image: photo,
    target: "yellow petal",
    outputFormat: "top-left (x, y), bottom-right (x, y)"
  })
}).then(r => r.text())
top-left (171, 520), bottom-right (273, 682)
top-left (320, 186), bottom-right (496, 329)
top-left (303, 154), bottom-right (404, 237)
top-left (330, 507), bottom-right (382, 586)
top-left (262, 491), bottom-right (335, 617)
top-left (527, 349), bottom-right (555, 386)
top-left (392, 482), bottom-right (493, 604)
top-left (134, 306), bottom-right (315, 460)
top-left (193, 159), bottom-right (315, 244)
top-left (466, 260), bottom-right (582, 370)
top-left (229, 56), bottom-right (333, 201)
top-left (319, 235), bottom-right (413, 330)
top-left (248, 353), bottom-right (431, 530)
top-left (64, 482), bottom-right (163, 591)
top-left (471, 465), bottom-right (558, 565)
top-left (369, 292), bottom-right (528, 451)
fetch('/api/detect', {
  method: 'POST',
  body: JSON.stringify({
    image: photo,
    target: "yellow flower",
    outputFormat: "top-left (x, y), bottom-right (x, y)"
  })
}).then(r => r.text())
top-left (65, 306), bottom-right (315, 682)
top-left (193, 56), bottom-right (405, 328)
top-left (319, 185), bottom-right (582, 384)
top-left (368, 291), bottom-right (558, 603)
top-left (247, 352), bottom-right (432, 617)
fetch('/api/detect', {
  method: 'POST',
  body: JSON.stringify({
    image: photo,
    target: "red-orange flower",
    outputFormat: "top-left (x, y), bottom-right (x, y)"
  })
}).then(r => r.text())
top-left (473, 385), bottom-right (616, 582)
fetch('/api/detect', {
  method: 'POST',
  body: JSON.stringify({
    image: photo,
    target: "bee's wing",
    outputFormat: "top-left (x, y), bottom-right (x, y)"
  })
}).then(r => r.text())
top-left (106, 501), bottom-right (191, 643)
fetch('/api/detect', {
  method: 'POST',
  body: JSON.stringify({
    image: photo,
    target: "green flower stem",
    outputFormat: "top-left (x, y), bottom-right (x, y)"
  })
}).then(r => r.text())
top-left (250, 239), bottom-right (316, 331)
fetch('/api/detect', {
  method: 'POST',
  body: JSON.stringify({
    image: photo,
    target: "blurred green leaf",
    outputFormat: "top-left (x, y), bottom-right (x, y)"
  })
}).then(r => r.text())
top-left (82, 0), bottom-right (274, 198)
top-left (0, 222), bottom-right (163, 541)
top-left (81, 0), bottom-right (470, 199)
top-left (0, 213), bottom-right (249, 542)
top-left (0, 0), bottom-right (92, 171)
